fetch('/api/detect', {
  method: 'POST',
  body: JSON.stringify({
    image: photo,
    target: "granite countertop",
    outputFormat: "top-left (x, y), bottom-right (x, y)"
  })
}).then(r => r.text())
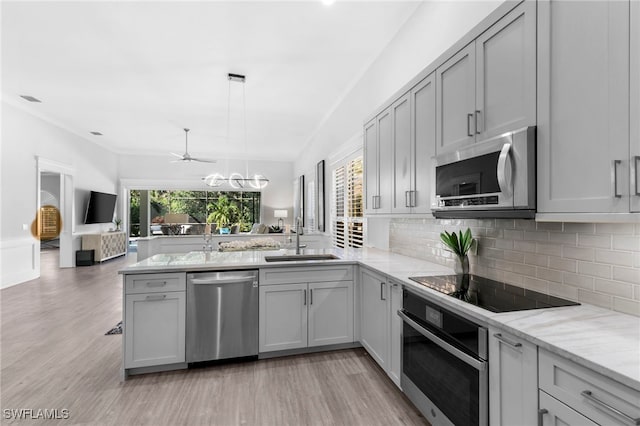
top-left (119, 247), bottom-right (640, 392)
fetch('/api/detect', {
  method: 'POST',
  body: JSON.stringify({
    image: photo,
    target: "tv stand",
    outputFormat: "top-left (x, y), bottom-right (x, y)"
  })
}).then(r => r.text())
top-left (81, 231), bottom-right (126, 262)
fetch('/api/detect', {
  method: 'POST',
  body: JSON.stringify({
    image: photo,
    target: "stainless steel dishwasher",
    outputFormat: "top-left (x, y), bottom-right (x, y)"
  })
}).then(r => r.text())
top-left (186, 270), bottom-right (259, 363)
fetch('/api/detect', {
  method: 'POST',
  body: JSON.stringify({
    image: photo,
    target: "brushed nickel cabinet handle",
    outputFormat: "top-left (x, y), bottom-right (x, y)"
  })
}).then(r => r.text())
top-left (537, 409), bottom-right (548, 426)
top-left (634, 156), bottom-right (640, 196)
top-left (405, 191), bottom-right (411, 208)
top-left (581, 390), bottom-right (640, 425)
top-left (310, 289), bottom-right (313, 305)
top-left (145, 294), bottom-right (167, 301)
top-left (475, 110), bottom-right (481, 134)
top-left (493, 333), bottom-right (522, 351)
top-left (467, 113), bottom-right (474, 137)
top-left (613, 160), bottom-right (622, 198)
top-left (380, 282), bottom-right (386, 301)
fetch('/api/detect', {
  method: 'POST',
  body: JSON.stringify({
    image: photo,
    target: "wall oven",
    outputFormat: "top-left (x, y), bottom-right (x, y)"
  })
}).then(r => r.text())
top-left (432, 126), bottom-right (536, 219)
top-left (398, 288), bottom-right (488, 426)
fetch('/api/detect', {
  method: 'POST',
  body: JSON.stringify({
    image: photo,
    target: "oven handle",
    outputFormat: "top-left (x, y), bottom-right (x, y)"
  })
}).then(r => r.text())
top-left (497, 142), bottom-right (512, 197)
top-left (398, 310), bottom-right (487, 372)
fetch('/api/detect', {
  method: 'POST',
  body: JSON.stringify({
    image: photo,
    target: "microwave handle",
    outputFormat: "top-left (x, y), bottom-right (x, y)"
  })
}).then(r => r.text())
top-left (497, 142), bottom-right (512, 197)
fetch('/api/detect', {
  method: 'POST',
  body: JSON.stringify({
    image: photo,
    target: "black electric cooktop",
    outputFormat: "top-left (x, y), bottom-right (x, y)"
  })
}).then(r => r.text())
top-left (408, 274), bottom-right (580, 313)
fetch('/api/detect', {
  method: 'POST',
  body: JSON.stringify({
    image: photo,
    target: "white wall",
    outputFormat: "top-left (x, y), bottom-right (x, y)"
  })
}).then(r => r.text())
top-left (293, 0), bottom-right (502, 176)
top-left (118, 155), bottom-right (294, 228)
top-left (1, 101), bottom-right (119, 288)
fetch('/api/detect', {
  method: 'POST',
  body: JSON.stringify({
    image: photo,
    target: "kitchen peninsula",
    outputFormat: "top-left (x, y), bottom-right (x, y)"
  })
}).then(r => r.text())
top-left (119, 246), bottom-right (640, 418)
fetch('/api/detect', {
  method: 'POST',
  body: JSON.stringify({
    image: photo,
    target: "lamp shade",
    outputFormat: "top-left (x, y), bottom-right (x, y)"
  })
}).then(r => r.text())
top-left (274, 210), bottom-right (288, 219)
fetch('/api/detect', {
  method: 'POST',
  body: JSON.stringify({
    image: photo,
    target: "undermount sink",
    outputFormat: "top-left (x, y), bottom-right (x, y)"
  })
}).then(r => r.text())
top-left (264, 254), bottom-right (340, 262)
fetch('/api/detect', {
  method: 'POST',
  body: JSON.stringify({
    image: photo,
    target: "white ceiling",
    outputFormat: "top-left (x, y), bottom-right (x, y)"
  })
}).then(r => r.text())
top-left (2, 1), bottom-right (421, 162)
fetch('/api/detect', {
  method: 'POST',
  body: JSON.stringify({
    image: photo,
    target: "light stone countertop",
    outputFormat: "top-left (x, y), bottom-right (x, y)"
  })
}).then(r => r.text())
top-left (119, 247), bottom-right (640, 392)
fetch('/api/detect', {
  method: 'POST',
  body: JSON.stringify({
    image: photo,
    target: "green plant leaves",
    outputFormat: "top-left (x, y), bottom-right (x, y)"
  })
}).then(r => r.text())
top-left (440, 227), bottom-right (474, 256)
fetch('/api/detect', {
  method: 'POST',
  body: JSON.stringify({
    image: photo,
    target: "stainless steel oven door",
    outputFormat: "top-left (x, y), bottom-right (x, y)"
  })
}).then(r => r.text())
top-left (432, 126), bottom-right (535, 214)
top-left (399, 310), bottom-right (488, 426)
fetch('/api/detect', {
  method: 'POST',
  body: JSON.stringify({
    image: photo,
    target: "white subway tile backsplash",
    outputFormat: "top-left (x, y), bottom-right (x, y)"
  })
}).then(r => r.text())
top-left (594, 279), bottom-right (634, 299)
top-left (577, 289), bottom-right (612, 310)
top-left (595, 223), bottom-right (635, 235)
top-left (595, 250), bottom-right (635, 267)
top-left (613, 267), bottom-right (640, 284)
top-left (612, 235), bottom-right (640, 252)
top-left (577, 234), bottom-right (612, 249)
top-left (563, 246), bottom-right (595, 262)
top-left (612, 297), bottom-right (640, 316)
top-left (389, 218), bottom-right (640, 317)
top-left (563, 272), bottom-right (594, 290)
top-left (577, 262), bottom-right (611, 279)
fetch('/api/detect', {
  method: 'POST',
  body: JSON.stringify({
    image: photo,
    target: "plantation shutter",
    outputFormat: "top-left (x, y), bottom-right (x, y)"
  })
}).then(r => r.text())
top-left (331, 156), bottom-right (363, 248)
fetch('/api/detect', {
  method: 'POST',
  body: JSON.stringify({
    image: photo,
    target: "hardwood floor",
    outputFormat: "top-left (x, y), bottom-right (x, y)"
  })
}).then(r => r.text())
top-left (1, 250), bottom-right (428, 426)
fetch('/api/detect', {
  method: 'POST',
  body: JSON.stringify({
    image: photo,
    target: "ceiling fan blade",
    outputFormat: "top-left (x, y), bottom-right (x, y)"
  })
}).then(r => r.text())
top-left (191, 158), bottom-right (217, 163)
top-left (170, 152), bottom-right (184, 159)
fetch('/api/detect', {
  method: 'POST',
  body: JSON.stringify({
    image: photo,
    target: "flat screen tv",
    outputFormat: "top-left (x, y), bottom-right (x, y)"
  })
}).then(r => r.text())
top-left (84, 191), bottom-right (117, 224)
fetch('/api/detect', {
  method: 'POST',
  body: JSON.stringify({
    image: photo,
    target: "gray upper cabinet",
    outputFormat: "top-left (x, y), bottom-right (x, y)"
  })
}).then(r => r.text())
top-left (537, 0), bottom-right (631, 214)
top-left (391, 94), bottom-right (412, 214)
top-left (475, 1), bottom-right (536, 140)
top-left (411, 73), bottom-right (436, 214)
top-left (363, 119), bottom-right (378, 215)
top-left (364, 109), bottom-right (393, 214)
top-left (436, 1), bottom-right (535, 155)
top-left (436, 43), bottom-right (476, 154)
top-left (631, 0), bottom-right (640, 213)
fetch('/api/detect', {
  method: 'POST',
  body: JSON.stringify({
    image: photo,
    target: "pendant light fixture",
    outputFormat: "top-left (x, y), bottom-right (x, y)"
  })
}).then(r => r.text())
top-left (203, 73), bottom-right (269, 190)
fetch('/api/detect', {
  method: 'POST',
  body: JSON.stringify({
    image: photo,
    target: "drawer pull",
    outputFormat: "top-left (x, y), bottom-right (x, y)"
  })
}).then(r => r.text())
top-left (146, 281), bottom-right (167, 287)
top-left (537, 408), bottom-right (548, 426)
top-left (493, 333), bottom-right (522, 350)
top-left (145, 294), bottom-right (167, 301)
top-left (581, 390), bottom-right (640, 425)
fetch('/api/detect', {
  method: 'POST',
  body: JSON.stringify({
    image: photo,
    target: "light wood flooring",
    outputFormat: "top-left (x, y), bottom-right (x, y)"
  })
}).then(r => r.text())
top-left (1, 250), bottom-right (428, 426)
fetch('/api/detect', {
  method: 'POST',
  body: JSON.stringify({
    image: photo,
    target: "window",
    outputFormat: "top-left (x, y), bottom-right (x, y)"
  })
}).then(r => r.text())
top-left (331, 156), bottom-right (363, 248)
top-left (128, 190), bottom-right (261, 237)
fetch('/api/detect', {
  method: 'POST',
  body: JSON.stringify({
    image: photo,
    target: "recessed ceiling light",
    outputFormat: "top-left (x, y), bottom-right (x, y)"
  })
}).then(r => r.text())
top-left (322, 0), bottom-right (336, 5)
top-left (20, 95), bottom-right (41, 103)
top-left (90, 131), bottom-right (103, 136)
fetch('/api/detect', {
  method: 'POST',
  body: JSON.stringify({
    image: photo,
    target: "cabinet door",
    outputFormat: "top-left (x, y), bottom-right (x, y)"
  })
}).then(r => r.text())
top-left (259, 283), bottom-right (308, 352)
top-left (364, 118), bottom-right (378, 215)
top-left (436, 42), bottom-right (476, 154)
top-left (476, 1), bottom-right (536, 140)
top-left (377, 108), bottom-right (393, 213)
top-left (124, 292), bottom-right (185, 369)
top-left (631, 0), bottom-right (640, 212)
top-left (388, 281), bottom-right (403, 389)
top-left (539, 391), bottom-right (598, 426)
top-left (489, 328), bottom-right (537, 426)
top-left (411, 73), bottom-right (436, 214)
top-left (359, 268), bottom-right (389, 370)
top-left (537, 0), bottom-right (630, 213)
top-left (392, 94), bottom-right (412, 214)
top-left (308, 281), bottom-right (354, 347)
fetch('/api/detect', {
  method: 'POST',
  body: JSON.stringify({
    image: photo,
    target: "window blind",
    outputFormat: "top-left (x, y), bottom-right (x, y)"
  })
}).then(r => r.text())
top-left (331, 156), bottom-right (363, 248)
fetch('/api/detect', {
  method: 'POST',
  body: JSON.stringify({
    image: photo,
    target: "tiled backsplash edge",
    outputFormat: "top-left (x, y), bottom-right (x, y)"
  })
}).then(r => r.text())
top-left (388, 218), bottom-right (640, 317)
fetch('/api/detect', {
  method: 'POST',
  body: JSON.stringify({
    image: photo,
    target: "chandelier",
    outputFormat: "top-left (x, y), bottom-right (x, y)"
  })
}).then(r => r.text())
top-left (203, 73), bottom-right (269, 190)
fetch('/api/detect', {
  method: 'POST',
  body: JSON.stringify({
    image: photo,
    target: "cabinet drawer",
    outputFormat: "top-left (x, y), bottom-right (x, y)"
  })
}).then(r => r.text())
top-left (539, 349), bottom-right (640, 425)
top-left (260, 265), bottom-right (353, 285)
top-left (125, 273), bottom-right (186, 294)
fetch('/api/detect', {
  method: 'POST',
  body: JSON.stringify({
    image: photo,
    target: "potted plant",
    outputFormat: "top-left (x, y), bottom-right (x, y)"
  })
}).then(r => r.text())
top-left (440, 228), bottom-right (475, 275)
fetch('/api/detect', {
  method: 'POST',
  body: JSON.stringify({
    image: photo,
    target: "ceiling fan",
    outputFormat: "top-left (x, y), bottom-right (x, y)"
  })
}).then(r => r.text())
top-left (170, 128), bottom-right (217, 163)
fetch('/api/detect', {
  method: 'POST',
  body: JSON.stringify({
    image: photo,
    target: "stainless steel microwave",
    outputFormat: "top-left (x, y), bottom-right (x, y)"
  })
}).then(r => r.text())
top-left (432, 126), bottom-right (536, 219)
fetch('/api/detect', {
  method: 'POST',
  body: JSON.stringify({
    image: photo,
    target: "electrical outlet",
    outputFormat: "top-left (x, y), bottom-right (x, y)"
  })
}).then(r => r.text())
top-left (471, 239), bottom-right (479, 256)
top-left (22, 224), bottom-right (28, 231)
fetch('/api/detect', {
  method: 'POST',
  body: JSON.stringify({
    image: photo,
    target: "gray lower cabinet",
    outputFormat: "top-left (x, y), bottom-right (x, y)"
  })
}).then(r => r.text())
top-left (537, 0), bottom-right (633, 214)
top-left (488, 328), bottom-right (537, 426)
top-left (538, 348), bottom-right (640, 426)
top-left (259, 266), bottom-right (355, 353)
top-left (359, 267), bottom-right (402, 389)
top-left (538, 391), bottom-right (598, 426)
top-left (123, 272), bottom-right (186, 369)
top-left (632, 0), bottom-right (640, 213)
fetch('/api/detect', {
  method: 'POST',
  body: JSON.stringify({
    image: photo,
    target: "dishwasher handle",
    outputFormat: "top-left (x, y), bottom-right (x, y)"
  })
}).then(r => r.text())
top-left (190, 276), bottom-right (257, 285)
